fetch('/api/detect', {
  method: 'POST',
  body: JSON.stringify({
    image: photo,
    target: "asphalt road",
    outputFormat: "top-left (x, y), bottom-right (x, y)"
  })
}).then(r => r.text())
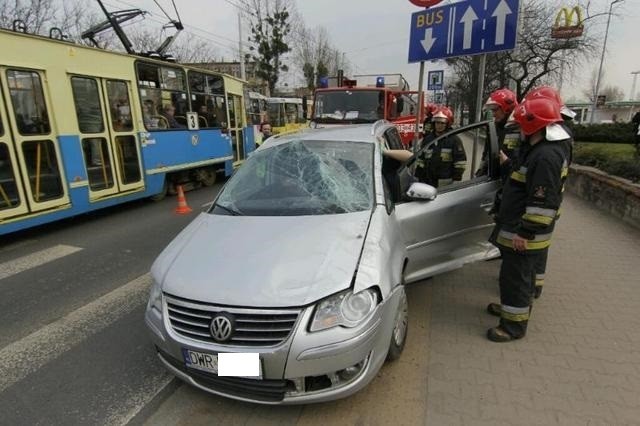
top-left (0, 184), bottom-right (220, 425)
top-left (0, 175), bottom-right (436, 425)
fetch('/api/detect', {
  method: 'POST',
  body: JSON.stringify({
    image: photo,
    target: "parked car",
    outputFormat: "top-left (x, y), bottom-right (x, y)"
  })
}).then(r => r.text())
top-left (145, 120), bottom-right (501, 404)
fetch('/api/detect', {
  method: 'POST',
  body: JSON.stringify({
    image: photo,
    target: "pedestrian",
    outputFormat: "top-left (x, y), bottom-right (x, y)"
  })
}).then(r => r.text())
top-left (260, 122), bottom-right (273, 144)
top-left (523, 86), bottom-right (575, 298)
top-left (632, 111), bottom-right (640, 154)
top-left (486, 97), bottom-right (571, 342)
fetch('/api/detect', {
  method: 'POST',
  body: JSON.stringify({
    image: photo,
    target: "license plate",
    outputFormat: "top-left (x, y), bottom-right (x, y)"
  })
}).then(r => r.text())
top-left (182, 349), bottom-right (262, 378)
top-left (183, 348), bottom-right (218, 374)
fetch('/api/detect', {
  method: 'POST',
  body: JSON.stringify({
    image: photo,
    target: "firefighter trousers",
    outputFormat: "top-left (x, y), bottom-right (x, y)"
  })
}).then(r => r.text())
top-left (534, 248), bottom-right (549, 298)
top-left (498, 248), bottom-right (536, 338)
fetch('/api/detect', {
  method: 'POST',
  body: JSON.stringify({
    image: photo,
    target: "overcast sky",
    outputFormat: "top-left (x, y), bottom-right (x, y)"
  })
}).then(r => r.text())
top-left (125, 0), bottom-right (639, 102)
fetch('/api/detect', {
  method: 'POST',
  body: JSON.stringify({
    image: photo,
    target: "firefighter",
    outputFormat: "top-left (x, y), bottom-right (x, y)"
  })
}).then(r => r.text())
top-left (414, 107), bottom-right (467, 187)
top-left (422, 103), bottom-right (439, 135)
top-left (522, 86), bottom-right (575, 298)
top-left (486, 97), bottom-right (571, 342)
top-left (478, 88), bottom-right (520, 178)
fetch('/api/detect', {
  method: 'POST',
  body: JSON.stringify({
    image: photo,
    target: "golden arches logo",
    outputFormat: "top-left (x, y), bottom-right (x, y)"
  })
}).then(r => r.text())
top-left (551, 6), bottom-right (584, 39)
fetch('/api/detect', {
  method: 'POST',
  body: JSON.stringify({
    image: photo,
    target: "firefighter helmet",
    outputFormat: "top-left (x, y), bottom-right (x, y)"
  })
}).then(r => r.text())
top-left (432, 106), bottom-right (453, 126)
top-left (485, 88), bottom-right (518, 114)
top-left (513, 98), bottom-right (563, 136)
top-left (525, 86), bottom-right (576, 119)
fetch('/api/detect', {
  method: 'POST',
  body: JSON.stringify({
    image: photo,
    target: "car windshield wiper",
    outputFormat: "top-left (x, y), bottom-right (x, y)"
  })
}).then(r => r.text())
top-left (214, 203), bottom-right (244, 216)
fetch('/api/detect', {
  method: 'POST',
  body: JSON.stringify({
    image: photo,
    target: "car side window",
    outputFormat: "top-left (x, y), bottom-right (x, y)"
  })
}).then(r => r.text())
top-left (397, 121), bottom-right (496, 198)
top-left (384, 128), bottom-right (404, 150)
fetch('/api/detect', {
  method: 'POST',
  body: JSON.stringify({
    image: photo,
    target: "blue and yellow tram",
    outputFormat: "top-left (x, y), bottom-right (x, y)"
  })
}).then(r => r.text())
top-left (0, 28), bottom-right (255, 235)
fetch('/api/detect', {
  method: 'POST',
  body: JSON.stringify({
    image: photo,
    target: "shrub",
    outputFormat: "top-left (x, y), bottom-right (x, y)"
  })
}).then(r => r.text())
top-left (573, 142), bottom-right (640, 183)
top-left (570, 122), bottom-right (635, 144)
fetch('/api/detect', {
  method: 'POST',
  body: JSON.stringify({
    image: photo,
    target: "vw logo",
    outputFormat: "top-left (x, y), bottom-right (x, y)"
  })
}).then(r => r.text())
top-left (210, 313), bottom-right (234, 342)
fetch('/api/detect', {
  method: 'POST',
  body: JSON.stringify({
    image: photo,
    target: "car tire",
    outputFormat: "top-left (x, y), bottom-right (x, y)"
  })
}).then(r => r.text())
top-left (386, 286), bottom-right (408, 362)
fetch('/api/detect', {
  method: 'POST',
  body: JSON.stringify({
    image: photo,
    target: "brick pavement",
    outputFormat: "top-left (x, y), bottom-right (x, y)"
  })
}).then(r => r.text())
top-left (424, 193), bottom-right (640, 426)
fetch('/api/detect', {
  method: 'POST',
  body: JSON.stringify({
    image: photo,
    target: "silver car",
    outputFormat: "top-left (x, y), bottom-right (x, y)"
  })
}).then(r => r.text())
top-left (145, 120), bottom-right (501, 404)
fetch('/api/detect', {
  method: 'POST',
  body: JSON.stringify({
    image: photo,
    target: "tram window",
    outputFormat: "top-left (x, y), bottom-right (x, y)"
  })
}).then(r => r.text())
top-left (82, 137), bottom-right (114, 190)
top-left (115, 136), bottom-right (141, 184)
top-left (71, 77), bottom-right (105, 134)
top-left (267, 103), bottom-right (285, 127)
top-left (136, 62), bottom-right (188, 130)
top-left (106, 81), bottom-right (133, 132)
top-left (0, 143), bottom-right (20, 210)
top-left (188, 71), bottom-right (225, 128)
top-left (22, 140), bottom-right (63, 201)
top-left (6, 70), bottom-right (51, 135)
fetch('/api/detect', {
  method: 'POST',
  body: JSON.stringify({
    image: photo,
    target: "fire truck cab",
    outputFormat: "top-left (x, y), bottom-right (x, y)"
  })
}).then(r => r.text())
top-left (311, 74), bottom-right (422, 147)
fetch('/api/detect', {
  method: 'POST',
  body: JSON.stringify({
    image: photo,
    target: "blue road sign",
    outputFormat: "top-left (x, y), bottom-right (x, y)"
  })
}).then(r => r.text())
top-left (427, 70), bottom-right (444, 90)
top-left (408, 0), bottom-right (519, 63)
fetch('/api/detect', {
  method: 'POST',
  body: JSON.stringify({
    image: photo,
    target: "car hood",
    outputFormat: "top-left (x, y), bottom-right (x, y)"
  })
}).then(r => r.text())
top-left (154, 211), bottom-right (372, 308)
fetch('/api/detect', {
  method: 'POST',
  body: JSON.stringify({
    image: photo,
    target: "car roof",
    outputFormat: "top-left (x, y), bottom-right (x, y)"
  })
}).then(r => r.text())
top-left (261, 122), bottom-right (395, 149)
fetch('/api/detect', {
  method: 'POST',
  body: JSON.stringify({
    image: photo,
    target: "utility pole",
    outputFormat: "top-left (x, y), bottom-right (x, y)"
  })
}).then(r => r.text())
top-left (238, 12), bottom-right (246, 80)
top-left (590, 0), bottom-right (623, 124)
top-left (630, 70), bottom-right (640, 101)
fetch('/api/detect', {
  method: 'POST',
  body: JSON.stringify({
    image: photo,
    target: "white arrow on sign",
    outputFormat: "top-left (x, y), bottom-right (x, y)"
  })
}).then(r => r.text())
top-left (421, 28), bottom-right (437, 54)
top-left (459, 6), bottom-right (478, 50)
top-left (492, 0), bottom-right (513, 45)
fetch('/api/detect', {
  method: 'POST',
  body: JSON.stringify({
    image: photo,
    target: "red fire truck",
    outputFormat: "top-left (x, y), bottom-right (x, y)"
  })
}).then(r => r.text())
top-left (311, 73), bottom-right (425, 147)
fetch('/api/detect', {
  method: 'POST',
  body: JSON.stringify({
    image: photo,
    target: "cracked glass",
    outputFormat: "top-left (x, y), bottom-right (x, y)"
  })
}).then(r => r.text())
top-left (214, 140), bottom-right (374, 216)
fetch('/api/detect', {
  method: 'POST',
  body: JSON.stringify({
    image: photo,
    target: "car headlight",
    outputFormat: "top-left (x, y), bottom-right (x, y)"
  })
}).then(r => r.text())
top-left (147, 279), bottom-right (163, 313)
top-left (310, 289), bottom-right (378, 332)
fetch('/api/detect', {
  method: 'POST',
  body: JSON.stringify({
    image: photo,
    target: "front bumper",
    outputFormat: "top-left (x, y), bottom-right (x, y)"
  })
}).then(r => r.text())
top-left (145, 287), bottom-right (403, 404)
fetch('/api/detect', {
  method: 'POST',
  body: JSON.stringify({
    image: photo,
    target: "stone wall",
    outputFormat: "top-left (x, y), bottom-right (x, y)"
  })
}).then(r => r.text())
top-left (566, 164), bottom-right (640, 230)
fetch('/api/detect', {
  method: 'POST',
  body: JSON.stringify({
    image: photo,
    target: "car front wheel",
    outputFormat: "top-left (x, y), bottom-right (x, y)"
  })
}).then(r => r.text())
top-left (386, 286), bottom-right (408, 362)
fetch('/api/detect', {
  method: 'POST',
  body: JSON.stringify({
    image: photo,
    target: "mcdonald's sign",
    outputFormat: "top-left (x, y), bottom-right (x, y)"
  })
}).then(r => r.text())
top-left (552, 6), bottom-right (584, 39)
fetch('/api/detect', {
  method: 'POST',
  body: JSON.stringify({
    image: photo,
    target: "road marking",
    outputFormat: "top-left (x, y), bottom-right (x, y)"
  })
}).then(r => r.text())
top-left (104, 373), bottom-right (174, 426)
top-left (0, 244), bottom-right (83, 280)
top-left (0, 273), bottom-right (152, 393)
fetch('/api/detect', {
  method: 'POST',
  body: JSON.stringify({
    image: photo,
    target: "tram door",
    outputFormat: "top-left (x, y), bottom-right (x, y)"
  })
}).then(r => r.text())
top-left (70, 76), bottom-right (143, 199)
top-left (0, 68), bottom-right (69, 221)
top-left (227, 93), bottom-right (245, 164)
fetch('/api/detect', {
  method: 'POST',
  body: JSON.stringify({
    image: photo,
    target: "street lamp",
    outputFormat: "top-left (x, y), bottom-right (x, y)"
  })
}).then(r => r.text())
top-left (630, 70), bottom-right (640, 101)
top-left (590, 0), bottom-right (624, 124)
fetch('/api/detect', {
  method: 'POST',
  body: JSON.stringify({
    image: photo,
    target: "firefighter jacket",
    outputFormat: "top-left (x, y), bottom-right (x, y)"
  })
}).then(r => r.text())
top-left (493, 138), bottom-right (569, 253)
top-left (477, 120), bottom-right (521, 178)
top-left (498, 122), bottom-right (524, 180)
top-left (415, 131), bottom-right (467, 188)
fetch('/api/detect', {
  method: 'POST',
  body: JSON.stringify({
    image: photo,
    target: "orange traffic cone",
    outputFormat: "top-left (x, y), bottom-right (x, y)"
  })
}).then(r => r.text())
top-left (174, 185), bottom-right (192, 214)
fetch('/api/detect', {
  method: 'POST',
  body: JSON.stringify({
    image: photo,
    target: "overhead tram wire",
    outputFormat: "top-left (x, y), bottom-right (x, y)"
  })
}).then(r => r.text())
top-left (102, 0), bottom-right (242, 55)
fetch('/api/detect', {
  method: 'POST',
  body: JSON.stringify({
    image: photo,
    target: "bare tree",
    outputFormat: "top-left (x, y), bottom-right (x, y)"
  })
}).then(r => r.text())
top-left (447, 0), bottom-right (602, 119)
top-left (292, 26), bottom-right (347, 90)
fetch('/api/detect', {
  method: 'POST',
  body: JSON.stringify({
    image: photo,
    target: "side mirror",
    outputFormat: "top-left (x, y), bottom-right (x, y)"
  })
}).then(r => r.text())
top-left (406, 182), bottom-right (437, 200)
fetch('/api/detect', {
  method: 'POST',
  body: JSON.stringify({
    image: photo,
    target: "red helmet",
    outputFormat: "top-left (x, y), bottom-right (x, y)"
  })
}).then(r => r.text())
top-left (513, 98), bottom-right (562, 136)
top-left (485, 88), bottom-right (518, 114)
top-left (525, 86), bottom-right (576, 119)
top-left (423, 102), bottom-right (439, 117)
top-left (432, 106), bottom-right (453, 126)
top-left (524, 86), bottom-right (562, 105)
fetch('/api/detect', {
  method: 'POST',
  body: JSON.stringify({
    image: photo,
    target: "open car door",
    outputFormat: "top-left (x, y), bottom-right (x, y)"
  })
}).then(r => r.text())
top-left (394, 120), bottom-right (502, 283)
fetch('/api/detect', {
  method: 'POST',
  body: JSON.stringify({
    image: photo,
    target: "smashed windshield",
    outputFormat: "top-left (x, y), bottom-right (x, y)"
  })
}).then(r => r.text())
top-left (313, 90), bottom-right (383, 123)
top-left (213, 140), bottom-right (374, 216)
